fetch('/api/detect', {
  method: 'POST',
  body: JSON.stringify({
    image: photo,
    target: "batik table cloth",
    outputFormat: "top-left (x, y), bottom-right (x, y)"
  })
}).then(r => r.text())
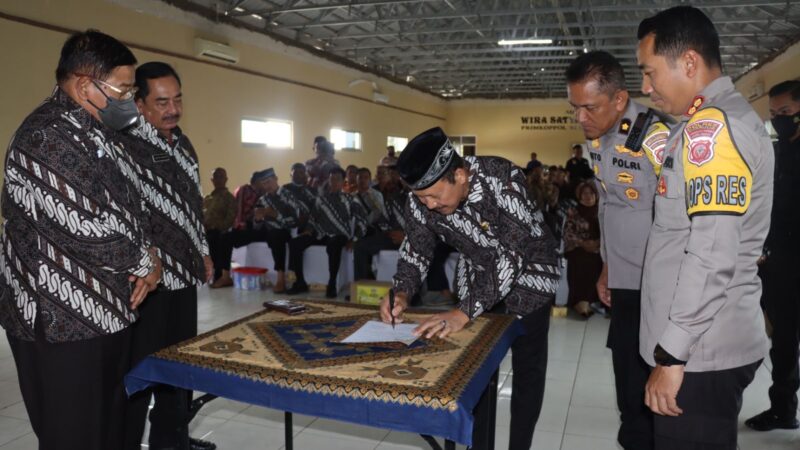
top-left (125, 299), bottom-right (522, 445)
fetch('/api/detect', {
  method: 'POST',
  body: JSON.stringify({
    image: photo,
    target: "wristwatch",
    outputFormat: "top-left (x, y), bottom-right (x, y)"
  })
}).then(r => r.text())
top-left (653, 344), bottom-right (687, 367)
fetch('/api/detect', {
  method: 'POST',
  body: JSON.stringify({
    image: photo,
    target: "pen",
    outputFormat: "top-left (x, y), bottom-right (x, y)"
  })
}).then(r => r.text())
top-left (389, 288), bottom-right (395, 330)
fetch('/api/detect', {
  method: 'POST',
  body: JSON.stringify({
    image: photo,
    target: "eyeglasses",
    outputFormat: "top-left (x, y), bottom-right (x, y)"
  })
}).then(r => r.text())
top-left (74, 73), bottom-right (138, 100)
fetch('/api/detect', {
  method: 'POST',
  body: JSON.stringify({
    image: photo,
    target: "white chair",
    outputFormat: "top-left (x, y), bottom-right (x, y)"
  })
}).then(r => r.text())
top-left (302, 245), bottom-right (353, 293)
top-left (374, 250), bottom-right (400, 282)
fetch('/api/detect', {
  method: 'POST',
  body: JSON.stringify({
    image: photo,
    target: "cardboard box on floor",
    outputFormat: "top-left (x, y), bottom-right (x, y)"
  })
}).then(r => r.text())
top-left (351, 280), bottom-right (392, 306)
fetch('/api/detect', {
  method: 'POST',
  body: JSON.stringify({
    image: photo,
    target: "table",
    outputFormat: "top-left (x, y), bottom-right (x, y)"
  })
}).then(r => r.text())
top-left (125, 299), bottom-right (522, 449)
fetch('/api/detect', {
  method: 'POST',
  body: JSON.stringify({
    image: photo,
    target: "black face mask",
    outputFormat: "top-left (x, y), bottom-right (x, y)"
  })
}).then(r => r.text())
top-left (771, 112), bottom-right (800, 141)
top-left (87, 81), bottom-right (139, 131)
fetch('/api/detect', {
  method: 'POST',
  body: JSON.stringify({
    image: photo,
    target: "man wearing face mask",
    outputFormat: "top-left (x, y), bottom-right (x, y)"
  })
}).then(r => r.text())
top-left (123, 62), bottom-right (215, 450)
top-left (744, 80), bottom-right (800, 432)
top-left (0, 30), bottom-right (161, 449)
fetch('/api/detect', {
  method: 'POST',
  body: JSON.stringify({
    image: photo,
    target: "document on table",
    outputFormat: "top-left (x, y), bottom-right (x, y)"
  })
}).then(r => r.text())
top-left (340, 320), bottom-right (419, 346)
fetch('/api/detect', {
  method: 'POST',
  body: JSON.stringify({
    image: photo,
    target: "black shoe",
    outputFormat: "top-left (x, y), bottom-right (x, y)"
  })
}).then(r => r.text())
top-left (745, 410), bottom-right (800, 431)
top-left (190, 437), bottom-right (217, 450)
top-left (286, 281), bottom-right (309, 295)
top-left (325, 283), bottom-right (337, 298)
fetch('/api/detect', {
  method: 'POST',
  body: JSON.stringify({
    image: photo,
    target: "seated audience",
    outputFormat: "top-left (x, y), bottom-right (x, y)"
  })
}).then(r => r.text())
top-left (564, 182), bottom-right (603, 317)
top-left (343, 165), bottom-right (359, 193)
top-left (287, 168), bottom-right (367, 298)
top-left (352, 167), bottom-right (388, 234)
top-left (211, 169), bottom-right (271, 288)
top-left (526, 163), bottom-right (547, 209)
top-left (353, 169), bottom-right (406, 281)
top-left (279, 163), bottom-right (317, 235)
top-left (252, 168), bottom-right (297, 293)
top-left (204, 167), bottom-right (236, 284)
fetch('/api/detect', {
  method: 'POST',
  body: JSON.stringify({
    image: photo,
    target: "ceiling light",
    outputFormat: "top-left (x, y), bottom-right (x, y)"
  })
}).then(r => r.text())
top-left (498, 38), bottom-right (553, 46)
top-left (271, 21), bottom-right (280, 26)
top-left (234, 7), bottom-right (244, 12)
top-left (583, 47), bottom-right (588, 53)
top-left (569, 50), bottom-right (574, 56)
top-left (540, 68), bottom-right (545, 72)
top-left (252, 14), bottom-right (263, 20)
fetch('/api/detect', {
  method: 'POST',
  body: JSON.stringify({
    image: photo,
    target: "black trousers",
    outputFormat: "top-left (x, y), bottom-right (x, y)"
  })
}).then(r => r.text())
top-left (606, 288), bottom-right (654, 450)
top-left (473, 304), bottom-right (550, 450)
top-left (353, 232), bottom-right (399, 280)
top-left (653, 361), bottom-right (761, 450)
top-left (8, 326), bottom-right (132, 450)
top-left (124, 287), bottom-right (198, 450)
top-left (288, 234), bottom-right (348, 285)
top-left (218, 227), bottom-right (291, 273)
top-left (759, 249), bottom-right (800, 419)
top-left (235, 228), bottom-right (291, 271)
top-left (206, 229), bottom-right (230, 279)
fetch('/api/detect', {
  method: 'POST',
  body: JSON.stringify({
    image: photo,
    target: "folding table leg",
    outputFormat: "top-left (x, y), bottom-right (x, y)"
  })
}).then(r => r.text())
top-left (285, 411), bottom-right (293, 450)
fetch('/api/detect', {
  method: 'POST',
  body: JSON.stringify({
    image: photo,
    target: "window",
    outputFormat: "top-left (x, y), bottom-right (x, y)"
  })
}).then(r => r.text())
top-left (330, 128), bottom-right (362, 151)
top-left (241, 118), bottom-right (293, 149)
top-left (449, 135), bottom-right (477, 156)
top-left (386, 136), bottom-right (408, 152)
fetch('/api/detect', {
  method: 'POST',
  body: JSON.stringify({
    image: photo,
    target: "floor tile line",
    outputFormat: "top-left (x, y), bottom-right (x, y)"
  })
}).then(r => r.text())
top-left (559, 316), bottom-right (590, 450)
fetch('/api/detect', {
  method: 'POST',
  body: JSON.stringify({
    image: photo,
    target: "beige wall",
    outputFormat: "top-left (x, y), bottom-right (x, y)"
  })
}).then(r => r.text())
top-left (734, 40), bottom-right (800, 119)
top-left (2, 0), bottom-right (799, 189)
top-left (0, 0), bottom-right (446, 192)
top-left (445, 99), bottom-right (585, 167)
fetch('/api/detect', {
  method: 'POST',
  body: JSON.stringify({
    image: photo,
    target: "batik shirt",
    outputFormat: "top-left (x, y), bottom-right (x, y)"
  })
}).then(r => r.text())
top-left (380, 188), bottom-right (407, 231)
top-left (279, 182), bottom-right (317, 233)
top-left (0, 88), bottom-right (154, 342)
top-left (352, 188), bottom-right (388, 229)
top-left (127, 119), bottom-right (209, 290)
top-left (253, 191), bottom-right (297, 231)
top-left (203, 187), bottom-right (236, 232)
top-left (310, 191), bottom-right (368, 240)
top-left (393, 157), bottom-right (559, 319)
top-left (233, 184), bottom-right (260, 231)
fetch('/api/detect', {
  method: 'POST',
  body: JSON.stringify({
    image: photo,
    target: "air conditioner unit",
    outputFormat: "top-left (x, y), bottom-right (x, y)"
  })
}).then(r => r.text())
top-left (372, 91), bottom-right (389, 104)
top-left (194, 38), bottom-right (239, 64)
top-left (747, 82), bottom-right (764, 101)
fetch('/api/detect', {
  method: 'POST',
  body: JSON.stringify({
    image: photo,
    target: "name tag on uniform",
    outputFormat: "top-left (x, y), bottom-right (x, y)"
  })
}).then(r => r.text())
top-left (152, 153), bottom-right (171, 163)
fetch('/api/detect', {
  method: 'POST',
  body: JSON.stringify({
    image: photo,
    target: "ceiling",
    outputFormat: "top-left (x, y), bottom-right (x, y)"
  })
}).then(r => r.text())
top-left (160, 0), bottom-right (800, 99)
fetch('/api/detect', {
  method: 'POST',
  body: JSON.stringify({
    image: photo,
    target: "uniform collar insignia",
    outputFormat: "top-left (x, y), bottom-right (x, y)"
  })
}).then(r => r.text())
top-left (591, 139), bottom-right (600, 148)
top-left (619, 118), bottom-right (632, 135)
top-left (685, 95), bottom-right (705, 117)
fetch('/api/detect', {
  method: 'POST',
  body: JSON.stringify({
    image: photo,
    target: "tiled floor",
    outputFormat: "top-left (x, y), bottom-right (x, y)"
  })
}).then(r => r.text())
top-left (0, 286), bottom-right (797, 449)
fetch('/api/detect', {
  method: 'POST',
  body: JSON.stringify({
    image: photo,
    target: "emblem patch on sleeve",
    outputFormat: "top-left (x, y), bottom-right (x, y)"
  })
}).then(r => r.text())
top-left (684, 119), bottom-right (724, 167)
top-left (682, 108), bottom-right (751, 217)
top-left (643, 130), bottom-right (669, 165)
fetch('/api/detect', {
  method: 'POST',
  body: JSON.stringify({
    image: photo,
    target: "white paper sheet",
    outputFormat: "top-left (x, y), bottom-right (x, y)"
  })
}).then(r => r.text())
top-left (339, 320), bottom-right (419, 346)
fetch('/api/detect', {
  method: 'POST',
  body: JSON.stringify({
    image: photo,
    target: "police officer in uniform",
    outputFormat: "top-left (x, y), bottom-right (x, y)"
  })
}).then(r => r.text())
top-left (637, 7), bottom-right (773, 449)
top-left (566, 50), bottom-right (670, 450)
